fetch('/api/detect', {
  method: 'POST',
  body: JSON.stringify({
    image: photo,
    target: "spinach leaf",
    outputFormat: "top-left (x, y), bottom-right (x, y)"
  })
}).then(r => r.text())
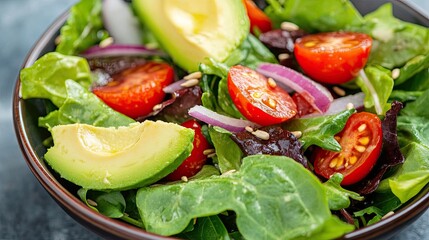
top-left (224, 34), bottom-right (277, 69)
top-left (20, 52), bottom-right (92, 107)
top-left (323, 173), bottom-right (363, 211)
top-left (356, 65), bottom-right (393, 115)
top-left (394, 54), bottom-right (429, 86)
top-left (136, 155), bottom-right (354, 239)
top-left (56, 0), bottom-right (109, 55)
top-left (351, 4), bottom-right (429, 69)
top-left (38, 80), bottom-right (135, 129)
top-left (208, 127), bottom-right (242, 173)
top-left (77, 189), bottom-right (126, 218)
top-left (178, 216), bottom-right (231, 240)
top-left (282, 109), bottom-right (354, 151)
top-left (265, 0), bottom-right (362, 32)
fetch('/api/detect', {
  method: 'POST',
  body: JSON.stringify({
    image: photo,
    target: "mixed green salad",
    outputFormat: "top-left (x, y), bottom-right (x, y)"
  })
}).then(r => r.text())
top-left (20, 0), bottom-right (429, 239)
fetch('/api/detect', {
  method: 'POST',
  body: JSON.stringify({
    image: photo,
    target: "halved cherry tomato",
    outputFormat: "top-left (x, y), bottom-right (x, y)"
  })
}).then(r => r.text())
top-left (242, 0), bottom-right (272, 34)
top-left (228, 65), bottom-right (297, 126)
top-left (294, 32), bottom-right (372, 84)
top-left (313, 112), bottom-right (382, 185)
top-left (165, 120), bottom-right (210, 181)
top-left (92, 61), bottom-right (174, 118)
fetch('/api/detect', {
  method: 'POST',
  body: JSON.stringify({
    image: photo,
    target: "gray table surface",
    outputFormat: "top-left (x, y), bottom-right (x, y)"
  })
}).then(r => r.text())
top-left (1, 0), bottom-right (428, 239)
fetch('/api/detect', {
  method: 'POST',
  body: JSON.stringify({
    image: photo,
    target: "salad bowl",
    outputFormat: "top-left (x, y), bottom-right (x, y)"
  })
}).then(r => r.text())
top-left (13, 0), bottom-right (429, 239)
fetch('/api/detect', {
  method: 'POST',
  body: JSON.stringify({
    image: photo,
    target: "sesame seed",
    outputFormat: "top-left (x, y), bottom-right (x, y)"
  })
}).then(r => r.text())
top-left (245, 126), bottom-right (254, 133)
top-left (180, 79), bottom-right (199, 88)
top-left (391, 68), bottom-right (400, 79)
top-left (291, 131), bottom-right (302, 138)
top-left (99, 37), bottom-right (114, 48)
top-left (267, 78), bottom-right (277, 88)
top-left (203, 149), bottom-right (215, 155)
top-left (184, 71), bottom-right (202, 80)
top-left (252, 130), bottom-right (270, 140)
top-left (181, 176), bottom-right (188, 182)
top-left (152, 104), bottom-right (162, 112)
top-left (346, 102), bottom-right (355, 110)
top-left (280, 21), bottom-right (299, 31)
top-left (278, 53), bottom-right (290, 61)
top-left (207, 153), bottom-right (217, 158)
top-left (332, 86), bottom-right (346, 96)
top-left (87, 199), bottom-right (98, 207)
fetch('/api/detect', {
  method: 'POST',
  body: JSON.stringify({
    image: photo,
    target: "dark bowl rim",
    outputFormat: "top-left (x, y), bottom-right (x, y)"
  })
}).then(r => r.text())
top-left (12, 1), bottom-right (429, 240)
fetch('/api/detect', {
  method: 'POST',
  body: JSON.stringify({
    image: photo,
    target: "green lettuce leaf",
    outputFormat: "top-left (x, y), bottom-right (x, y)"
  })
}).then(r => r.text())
top-left (379, 89), bottom-right (429, 203)
top-left (56, 0), bottom-right (109, 55)
top-left (282, 109), bottom-right (355, 151)
top-left (351, 3), bottom-right (429, 69)
top-left (265, 0), bottom-right (363, 32)
top-left (39, 80), bottom-right (134, 129)
top-left (394, 54), bottom-right (429, 86)
top-left (323, 173), bottom-right (363, 211)
top-left (20, 52), bottom-right (92, 107)
top-left (136, 155), bottom-right (354, 239)
top-left (356, 65), bottom-right (393, 115)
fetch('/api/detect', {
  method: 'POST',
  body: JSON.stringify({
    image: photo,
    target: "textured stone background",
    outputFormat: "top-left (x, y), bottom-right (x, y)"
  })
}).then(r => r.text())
top-left (0, 0), bottom-right (428, 239)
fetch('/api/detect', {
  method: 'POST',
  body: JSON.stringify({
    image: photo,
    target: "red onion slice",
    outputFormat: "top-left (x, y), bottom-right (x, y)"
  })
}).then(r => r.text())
top-left (102, 0), bottom-right (142, 45)
top-left (188, 105), bottom-right (258, 132)
top-left (81, 44), bottom-right (165, 58)
top-left (304, 92), bottom-right (365, 117)
top-left (257, 63), bottom-right (333, 113)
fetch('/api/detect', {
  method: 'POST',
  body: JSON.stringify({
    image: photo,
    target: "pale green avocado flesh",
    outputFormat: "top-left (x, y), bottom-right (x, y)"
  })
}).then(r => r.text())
top-left (133, 0), bottom-right (250, 72)
top-left (44, 121), bottom-right (194, 190)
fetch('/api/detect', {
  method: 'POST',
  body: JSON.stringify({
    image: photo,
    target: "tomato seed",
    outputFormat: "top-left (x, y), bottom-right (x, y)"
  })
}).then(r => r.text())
top-left (329, 158), bottom-right (338, 168)
top-left (358, 137), bottom-right (370, 145)
top-left (267, 98), bottom-right (277, 109)
top-left (358, 124), bottom-right (367, 132)
top-left (267, 78), bottom-right (277, 88)
top-left (349, 156), bottom-right (357, 165)
top-left (354, 145), bottom-right (366, 153)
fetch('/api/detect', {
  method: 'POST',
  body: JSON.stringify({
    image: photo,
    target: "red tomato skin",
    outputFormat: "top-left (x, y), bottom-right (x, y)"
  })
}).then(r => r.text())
top-left (228, 65), bottom-right (297, 126)
top-left (313, 112), bottom-right (382, 185)
top-left (92, 62), bottom-right (174, 119)
top-left (165, 120), bottom-right (210, 181)
top-left (243, 0), bottom-right (272, 34)
top-left (294, 32), bottom-right (372, 84)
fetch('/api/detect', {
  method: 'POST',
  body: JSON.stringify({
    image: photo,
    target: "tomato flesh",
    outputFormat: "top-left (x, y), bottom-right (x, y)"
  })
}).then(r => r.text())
top-left (242, 0), bottom-right (272, 34)
top-left (165, 120), bottom-right (210, 181)
top-left (228, 65), bottom-right (297, 126)
top-left (294, 32), bottom-right (372, 84)
top-left (313, 112), bottom-right (382, 185)
top-left (92, 61), bottom-right (174, 119)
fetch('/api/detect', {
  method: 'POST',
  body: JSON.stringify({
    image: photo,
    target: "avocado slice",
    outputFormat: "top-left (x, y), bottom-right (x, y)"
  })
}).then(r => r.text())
top-left (44, 121), bottom-right (194, 190)
top-left (132, 0), bottom-right (250, 72)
